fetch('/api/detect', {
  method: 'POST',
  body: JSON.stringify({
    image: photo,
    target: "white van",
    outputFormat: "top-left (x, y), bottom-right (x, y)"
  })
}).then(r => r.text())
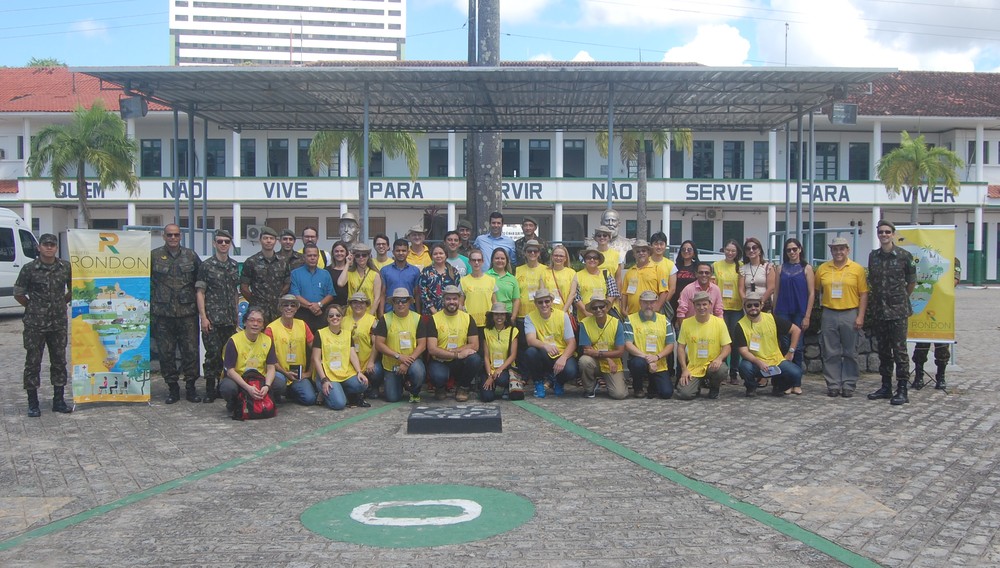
top-left (0, 208), bottom-right (38, 309)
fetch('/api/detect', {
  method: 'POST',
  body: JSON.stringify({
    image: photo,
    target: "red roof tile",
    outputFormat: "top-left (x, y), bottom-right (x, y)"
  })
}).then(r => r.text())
top-left (0, 180), bottom-right (19, 194)
top-left (0, 67), bottom-right (169, 113)
top-left (850, 71), bottom-right (1000, 118)
top-left (988, 185), bottom-right (1000, 199)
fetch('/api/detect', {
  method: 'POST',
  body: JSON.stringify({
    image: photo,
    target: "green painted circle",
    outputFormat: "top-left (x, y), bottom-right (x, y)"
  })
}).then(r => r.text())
top-left (300, 484), bottom-right (535, 548)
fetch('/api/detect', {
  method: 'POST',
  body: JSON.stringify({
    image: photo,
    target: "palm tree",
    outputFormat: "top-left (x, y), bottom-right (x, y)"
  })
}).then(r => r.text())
top-left (876, 131), bottom-right (963, 224)
top-left (27, 100), bottom-right (139, 229)
top-left (597, 129), bottom-right (692, 241)
top-left (309, 130), bottom-right (419, 235)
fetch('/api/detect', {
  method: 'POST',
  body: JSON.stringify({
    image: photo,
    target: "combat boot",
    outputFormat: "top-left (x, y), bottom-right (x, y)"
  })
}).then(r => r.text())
top-left (935, 366), bottom-right (947, 390)
top-left (890, 379), bottom-right (909, 406)
top-left (165, 382), bottom-right (181, 404)
top-left (185, 379), bottom-right (202, 403)
top-left (203, 378), bottom-right (217, 403)
top-left (52, 386), bottom-right (73, 414)
top-left (867, 377), bottom-right (893, 400)
top-left (912, 364), bottom-right (925, 390)
top-left (27, 389), bottom-right (41, 418)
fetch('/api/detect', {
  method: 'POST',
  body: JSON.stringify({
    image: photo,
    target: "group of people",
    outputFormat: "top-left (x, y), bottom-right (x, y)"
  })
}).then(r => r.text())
top-left (14, 211), bottom-right (955, 417)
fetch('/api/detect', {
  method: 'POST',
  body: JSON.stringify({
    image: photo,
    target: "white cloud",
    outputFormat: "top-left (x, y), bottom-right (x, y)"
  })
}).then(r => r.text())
top-left (662, 25), bottom-right (750, 66)
top-left (70, 19), bottom-right (109, 40)
top-left (530, 53), bottom-right (555, 61)
top-left (572, 50), bottom-right (595, 62)
top-left (579, 0), bottom-right (756, 28)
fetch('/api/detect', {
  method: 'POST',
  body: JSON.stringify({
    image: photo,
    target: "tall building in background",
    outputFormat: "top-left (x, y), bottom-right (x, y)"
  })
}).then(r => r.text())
top-left (168, 0), bottom-right (405, 65)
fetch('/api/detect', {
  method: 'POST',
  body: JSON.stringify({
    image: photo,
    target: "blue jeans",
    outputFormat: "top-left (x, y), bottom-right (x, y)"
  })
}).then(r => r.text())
top-left (480, 369), bottom-right (511, 402)
top-left (322, 375), bottom-right (366, 410)
top-left (774, 310), bottom-right (805, 368)
top-left (627, 356), bottom-right (673, 398)
top-left (276, 370), bottom-right (317, 406)
top-left (384, 358), bottom-right (426, 402)
top-left (737, 359), bottom-right (803, 393)
top-left (360, 360), bottom-right (386, 398)
top-left (427, 354), bottom-right (484, 390)
top-left (522, 346), bottom-right (579, 385)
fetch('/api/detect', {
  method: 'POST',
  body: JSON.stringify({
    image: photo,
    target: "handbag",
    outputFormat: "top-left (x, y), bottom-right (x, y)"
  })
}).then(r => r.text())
top-left (233, 369), bottom-right (277, 420)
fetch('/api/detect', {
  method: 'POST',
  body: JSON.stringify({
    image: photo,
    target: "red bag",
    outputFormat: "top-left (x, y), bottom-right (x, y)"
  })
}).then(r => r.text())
top-left (233, 370), bottom-right (277, 420)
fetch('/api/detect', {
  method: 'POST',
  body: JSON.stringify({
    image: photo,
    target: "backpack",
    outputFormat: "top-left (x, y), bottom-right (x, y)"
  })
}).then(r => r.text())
top-left (233, 369), bottom-right (277, 420)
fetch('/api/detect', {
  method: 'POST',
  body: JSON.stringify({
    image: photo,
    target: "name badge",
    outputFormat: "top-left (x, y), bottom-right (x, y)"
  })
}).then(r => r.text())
top-left (696, 338), bottom-right (710, 359)
top-left (399, 331), bottom-right (412, 351)
top-left (749, 333), bottom-right (762, 352)
top-left (626, 279), bottom-right (638, 294)
top-left (722, 282), bottom-right (734, 298)
top-left (831, 282), bottom-right (844, 299)
top-left (596, 341), bottom-right (609, 353)
top-left (285, 353), bottom-right (297, 363)
top-left (446, 334), bottom-right (459, 350)
top-left (328, 352), bottom-right (342, 371)
top-left (245, 356), bottom-right (260, 369)
top-left (645, 335), bottom-right (658, 353)
top-left (492, 357), bottom-right (504, 369)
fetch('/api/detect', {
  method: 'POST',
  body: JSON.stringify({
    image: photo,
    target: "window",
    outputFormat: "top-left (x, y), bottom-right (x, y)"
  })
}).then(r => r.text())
top-left (267, 139), bottom-right (288, 177)
top-left (882, 142), bottom-right (900, 157)
top-left (369, 150), bottom-right (383, 177)
top-left (563, 139), bottom-right (585, 178)
top-left (17, 136), bottom-right (24, 160)
top-left (626, 141), bottom-right (654, 178)
top-left (206, 139), bottom-right (226, 177)
top-left (221, 216), bottom-right (257, 240)
top-left (240, 139), bottom-right (256, 176)
top-left (428, 139), bottom-right (448, 177)
top-left (528, 139), bottom-right (551, 177)
top-left (722, 141), bottom-right (744, 179)
top-left (669, 146), bottom-right (684, 179)
top-left (173, 139), bottom-right (194, 177)
top-left (93, 219), bottom-right (124, 230)
top-left (0, 228), bottom-right (15, 262)
top-left (265, 218), bottom-right (289, 233)
top-left (753, 141), bottom-right (769, 179)
top-left (692, 141), bottom-right (714, 178)
top-left (789, 142), bottom-right (808, 179)
top-left (968, 140), bottom-right (989, 164)
top-left (669, 220), bottom-right (682, 246)
top-left (815, 142), bottom-right (839, 180)
top-left (502, 139), bottom-right (520, 177)
top-left (141, 139), bottom-right (162, 177)
top-left (691, 220), bottom-right (714, 252)
top-left (848, 142), bottom-right (870, 180)
top-left (19, 230), bottom-right (37, 259)
top-left (625, 220), bottom-right (651, 239)
top-left (297, 138), bottom-right (313, 177)
top-left (722, 220), bottom-right (744, 247)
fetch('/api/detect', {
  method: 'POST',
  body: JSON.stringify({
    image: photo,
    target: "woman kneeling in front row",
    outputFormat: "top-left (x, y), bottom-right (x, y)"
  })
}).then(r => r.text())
top-left (312, 304), bottom-right (370, 410)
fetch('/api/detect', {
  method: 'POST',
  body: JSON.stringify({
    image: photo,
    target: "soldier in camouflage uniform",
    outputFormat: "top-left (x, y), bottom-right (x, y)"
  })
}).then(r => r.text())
top-left (196, 229), bottom-right (240, 403)
top-left (240, 226), bottom-right (290, 325)
top-left (866, 220), bottom-right (917, 406)
top-left (278, 229), bottom-right (304, 271)
top-left (15, 233), bottom-right (72, 417)
top-left (151, 223), bottom-right (203, 404)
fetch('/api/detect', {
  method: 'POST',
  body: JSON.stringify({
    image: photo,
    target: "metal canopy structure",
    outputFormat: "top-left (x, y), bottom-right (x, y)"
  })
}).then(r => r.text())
top-left (77, 62), bottom-right (892, 132)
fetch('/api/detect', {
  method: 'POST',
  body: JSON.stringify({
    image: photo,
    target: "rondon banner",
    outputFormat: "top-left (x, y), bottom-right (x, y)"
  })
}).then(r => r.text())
top-left (897, 225), bottom-right (956, 343)
top-left (68, 229), bottom-right (152, 403)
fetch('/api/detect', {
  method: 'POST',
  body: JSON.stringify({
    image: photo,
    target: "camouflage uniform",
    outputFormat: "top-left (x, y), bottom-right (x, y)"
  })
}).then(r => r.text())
top-left (196, 255), bottom-right (240, 386)
top-left (151, 245), bottom-right (202, 386)
top-left (278, 249), bottom-right (305, 272)
top-left (867, 245), bottom-right (916, 381)
top-left (15, 257), bottom-right (72, 390)
top-left (240, 252), bottom-right (290, 324)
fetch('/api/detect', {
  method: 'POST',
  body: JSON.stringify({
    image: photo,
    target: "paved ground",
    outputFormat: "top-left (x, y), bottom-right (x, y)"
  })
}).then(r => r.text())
top-left (0, 287), bottom-right (997, 567)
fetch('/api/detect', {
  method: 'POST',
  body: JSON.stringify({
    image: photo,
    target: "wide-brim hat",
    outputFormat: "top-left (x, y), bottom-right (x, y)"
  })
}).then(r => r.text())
top-left (488, 301), bottom-right (510, 314)
top-left (406, 223), bottom-right (426, 236)
top-left (348, 292), bottom-right (371, 304)
top-left (692, 291), bottom-right (711, 303)
top-left (350, 242), bottom-right (371, 254)
top-left (587, 291), bottom-right (610, 309)
top-left (594, 225), bottom-right (614, 235)
top-left (582, 248), bottom-right (605, 264)
top-left (442, 285), bottom-right (462, 296)
top-left (743, 291), bottom-right (764, 304)
top-left (829, 237), bottom-right (850, 248)
top-left (390, 287), bottom-right (413, 300)
top-left (533, 288), bottom-right (554, 302)
top-left (638, 290), bottom-right (658, 302)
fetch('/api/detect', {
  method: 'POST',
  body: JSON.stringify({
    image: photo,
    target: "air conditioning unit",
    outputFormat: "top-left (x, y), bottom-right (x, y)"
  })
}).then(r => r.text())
top-left (141, 214), bottom-right (162, 227)
top-left (245, 224), bottom-right (263, 241)
top-left (705, 208), bottom-right (724, 221)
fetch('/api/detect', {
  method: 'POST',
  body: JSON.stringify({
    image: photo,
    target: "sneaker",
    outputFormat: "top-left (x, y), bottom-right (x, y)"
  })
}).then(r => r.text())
top-left (552, 381), bottom-right (564, 396)
top-left (583, 382), bottom-right (598, 398)
top-left (827, 389), bottom-right (841, 397)
top-left (745, 387), bottom-right (756, 397)
top-left (707, 387), bottom-right (720, 399)
top-left (840, 390), bottom-right (854, 398)
top-left (434, 388), bottom-right (447, 401)
top-left (356, 397), bottom-right (372, 408)
top-left (409, 394), bottom-right (421, 403)
top-left (633, 389), bottom-right (645, 399)
top-left (455, 388), bottom-right (469, 402)
top-left (534, 382), bottom-right (546, 398)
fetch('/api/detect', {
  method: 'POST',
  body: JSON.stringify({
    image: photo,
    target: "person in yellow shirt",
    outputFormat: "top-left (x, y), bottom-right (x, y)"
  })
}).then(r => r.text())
top-left (593, 225), bottom-right (623, 287)
top-left (264, 294), bottom-right (316, 406)
top-left (426, 285), bottom-right (482, 402)
top-left (515, 239), bottom-right (558, 321)
top-left (460, 249), bottom-right (497, 331)
top-left (621, 239), bottom-right (669, 315)
top-left (575, 248), bottom-right (621, 319)
top-left (733, 292), bottom-right (802, 397)
top-left (219, 306), bottom-right (282, 412)
top-left (578, 292), bottom-right (627, 400)
top-left (482, 302), bottom-right (518, 402)
top-left (814, 237), bottom-right (868, 397)
top-left (523, 288), bottom-right (578, 398)
top-left (372, 287), bottom-right (428, 403)
top-left (372, 234), bottom-right (394, 270)
top-left (344, 292), bottom-right (383, 400)
top-left (405, 223), bottom-right (431, 269)
top-left (312, 304), bottom-right (369, 410)
top-left (344, 242), bottom-right (383, 315)
top-left (625, 290), bottom-right (676, 399)
top-left (676, 291), bottom-right (731, 401)
top-left (713, 239), bottom-right (743, 385)
top-left (548, 244), bottom-right (578, 315)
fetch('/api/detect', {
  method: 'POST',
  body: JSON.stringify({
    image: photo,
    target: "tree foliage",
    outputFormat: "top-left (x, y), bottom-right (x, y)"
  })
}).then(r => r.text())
top-left (876, 131), bottom-right (963, 224)
top-left (27, 57), bottom-right (66, 67)
top-left (27, 101), bottom-right (139, 229)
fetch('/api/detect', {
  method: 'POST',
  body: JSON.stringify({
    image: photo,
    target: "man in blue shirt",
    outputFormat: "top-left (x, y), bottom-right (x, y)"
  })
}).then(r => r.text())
top-left (290, 244), bottom-right (334, 332)
top-left (474, 212), bottom-right (516, 266)
top-left (380, 238), bottom-right (421, 313)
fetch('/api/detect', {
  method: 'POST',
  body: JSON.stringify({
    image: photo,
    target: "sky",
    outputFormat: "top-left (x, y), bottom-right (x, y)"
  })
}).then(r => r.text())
top-left (1, 0), bottom-right (999, 71)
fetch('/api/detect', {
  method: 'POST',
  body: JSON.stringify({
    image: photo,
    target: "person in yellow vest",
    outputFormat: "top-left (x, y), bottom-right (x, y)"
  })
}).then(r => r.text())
top-left (621, 239), bottom-right (669, 315)
top-left (515, 239), bottom-right (558, 321)
top-left (405, 223), bottom-right (432, 269)
top-left (733, 292), bottom-right (803, 397)
top-left (312, 304), bottom-right (369, 410)
top-left (523, 288), bottom-right (578, 398)
top-left (459, 248), bottom-right (497, 333)
top-left (676, 291), bottom-right (731, 401)
top-left (593, 225), bottom-right (623, 289)
top-left (625, 290), bottom-right (676, 399)
top-left (575, 248), bottom-right (621, 319)
top-left (482, 302), bottom-right (518, 402)
top-left (815, 237), bottom-right (868, 397)
top-left (426, 285), bottom-right (482, 402)
top-left (219, 306), bottom-right (282, 412)
top-left (713, 239), bottom-right (743, 385)
top-left (345, 292), bottom-right (383, 400)
top-left (264, 294), bottom-right (317, 406)
top-left (578, 291), bottom-right (627, 399)
top-left (344, 242), bottom-right (383, 315)
top-left (373, 287), bottom-right (428, 403)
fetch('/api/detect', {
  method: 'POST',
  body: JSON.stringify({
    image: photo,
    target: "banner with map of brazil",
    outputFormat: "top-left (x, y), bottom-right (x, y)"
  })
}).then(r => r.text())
top-left (68, 229), bottom-right (152, 403)
top-left (897, 225), bottom-right (956, 343)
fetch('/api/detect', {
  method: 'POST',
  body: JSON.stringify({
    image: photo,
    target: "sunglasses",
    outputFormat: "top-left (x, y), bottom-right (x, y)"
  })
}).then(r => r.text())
top-left (585, 256), bottom-right (600, 261)
top-left (281, 303), bottom-right (298, 308)
top-left (354, 252), bottom-right (369, 257)
top-left (785, 247), bottom-right (799, 252)
top-left (697, 271), bottom-right (712, 276)
top-left (590, 304), bottom-right (608, 310)
top-left (393, 298), bottom-right (410, 304)
top-left (877, 230), bottom-right (893, 235)
top-left (535, 299), bottom-right (552, 305)
top-left (745, 302), bottom-right (761, 308)
top-left (745, 245), bottom-right (759, 251)
top-left (165, 233), bottom-right (181, 237)
top-left (681, 247), bottom-right (694, 252)
top-left (327, 313), bottom-right (342, 319)
top-left (216, 239), bottom-right (231, 244)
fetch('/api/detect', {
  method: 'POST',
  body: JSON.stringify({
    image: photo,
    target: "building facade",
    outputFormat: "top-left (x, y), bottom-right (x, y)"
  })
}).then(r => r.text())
top-left (2, 67), bottom-right (999, 281)
top-left (168, 0), bottom-right (406, 65)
